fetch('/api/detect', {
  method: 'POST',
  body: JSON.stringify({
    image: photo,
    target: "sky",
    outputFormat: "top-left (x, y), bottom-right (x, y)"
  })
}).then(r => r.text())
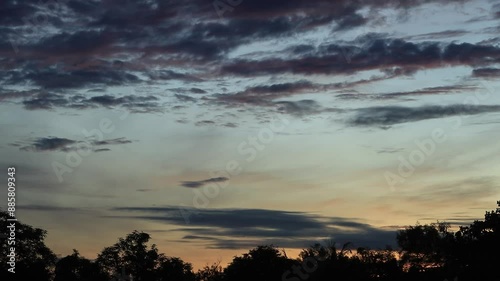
top-left (1, 0), bottom-right (500, 269)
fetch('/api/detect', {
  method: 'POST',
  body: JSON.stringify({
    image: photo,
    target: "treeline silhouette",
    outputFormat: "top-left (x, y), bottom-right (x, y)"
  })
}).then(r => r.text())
top-left (1, 200), bottom-right (499, 281)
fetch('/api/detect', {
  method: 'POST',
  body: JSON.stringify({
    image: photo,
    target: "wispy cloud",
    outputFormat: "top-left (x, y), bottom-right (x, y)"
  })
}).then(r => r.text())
top-left (17, 137), bottom-right (134, 152)
top-left (109, 206), bottom-right (396, 249)
top-left (180, 177), bottom-right (229, 188)
top-left (349, 104), bottom-right (500, 127)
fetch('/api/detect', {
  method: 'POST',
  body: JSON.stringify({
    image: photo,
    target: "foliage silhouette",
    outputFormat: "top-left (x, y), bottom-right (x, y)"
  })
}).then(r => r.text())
top-left (195, 261), bottom-right (224, 281)
top-left (55, 249), bottom-right (107, 281)
top-left (1, 200), bottom-right (499, 281)
top-left (0, 210), bottom-right (57, 281)
top-left (224, 245), bottom-right (296, 281)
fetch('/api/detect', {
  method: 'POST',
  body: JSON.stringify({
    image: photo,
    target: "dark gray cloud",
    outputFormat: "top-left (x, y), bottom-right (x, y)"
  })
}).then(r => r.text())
top-left (274, 100), bottom-right (323, 116)
top-left (349, 104), bottom-right (500, 127)
top-left (109, 206), bottom-right (396, 249)
top-left (472, 68), bottom-right (500, 78)
top-left (189, 88), bottom-right (207, 94)
top-left (334, 12), bottom-right (367, 31)
top-left (404, 30), bottom-right (468, 40)
top-left (23, 93), bottom-right (71, 110)
top-left (148, 70), bottom-right (203, 82)
top-left (22, 204), bottom-right (81, 212)
top-left (216, 81), bottom-right (318, 106)
top-left (19, 137), bottom-right (77, 152)
top-left (221, 40), bottom-right (500, 76)
top-left (174, 94), bottom-right (197, 102)
top-left (194, 120), bottom-right (216, 127)
top-left (337, 85), bottom-right (478, 100)
top-left (92, 137), bottom-right (133, 146)
top-left (22, 93), bottom-right (160, 112)
top-left (5, 63), bottom-right (140, 91)
top-left (223, 122), bottom-right (238, 128)
top-left (180, 177), bottom-right (229, 188)
top-left (17, 137), bottom-right (134, 152)
top-left (1, 0), bottom-right (497, 124)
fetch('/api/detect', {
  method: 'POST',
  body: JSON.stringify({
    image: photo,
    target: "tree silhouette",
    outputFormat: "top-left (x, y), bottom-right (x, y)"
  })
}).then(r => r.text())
top-left (396, 201), bottom-right (500, 281)
top-left (195, 261), bottom-right (224, 281)
top-left (296, 242), bottom-right (373, 281)
top-left (0, 210), bottom-right (57, 281)
top-left (95, 230), bottom-right (196, 281)
top-left (397, 222), bottom-right (452, 270)
top-left (156, 256), bottom-right (195, 281)
top-left (96, 230), bottom-right (161, 281)
top-left (453, 200), bottom-right (500, 281)
top-left (54, 249), bottom-right (107, 281)
top-left (224, 245), bottom-right (295, 281)
top-left (354, 247), bottom-right (400, 280)
top-left (2, 200), bottom-right (500, 281)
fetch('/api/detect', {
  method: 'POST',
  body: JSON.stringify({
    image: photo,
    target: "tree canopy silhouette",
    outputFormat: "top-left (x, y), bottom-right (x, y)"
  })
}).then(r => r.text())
top-left (0, 210), bottom-right (57, 281)
top-left (96, 230), bottom-right (195, 281)
top-left (224, 245), bottom-right (296, 281)
top-left (55, 249), bottom-right (107, 281)
top-left (1, 200), bottom-right (499, 281)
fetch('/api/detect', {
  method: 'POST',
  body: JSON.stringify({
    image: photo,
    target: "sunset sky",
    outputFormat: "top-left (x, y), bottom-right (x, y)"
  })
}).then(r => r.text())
top-left (1, 0), bottom-right (500, 269)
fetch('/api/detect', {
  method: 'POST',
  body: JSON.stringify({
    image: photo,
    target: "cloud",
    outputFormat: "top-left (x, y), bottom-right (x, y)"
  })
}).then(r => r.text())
top-left (22, 93), bottom-right (160, 112)
top-left (194, 120), bottom-right (217, 127)
top-left (472, 68), bottom-right (500, 78)
top-left (148, 70), bottom-right (203, 82)
top-left (174, 94), bottom-right (197, 102)
top-left (109, 206), bottom-right (396, 249)
top-left (189, 88), bottom-right (207, 94)
top-left (349, 104), bottom-right (500, 127)
top-left (334, 12), bottom-right (367, 31)
top-left (9, 65), bottom-right (140, 90)
top-left (404, 30), bottom-right (468, 40)
top-left (215, 81), bottom-right (322, 107)
top-left (0, 0), bottom-right (496, 127)
top-left (274, 100), bottom-right (324, 116)
top-left (22, 204), bottom-right (82, 212)
top-left (23, 93), bottom-right (73, 110)
top-left (377, 147), bottom-right (405, 154)
top-left (18, 137), bottom-right (134, 152)
top-left (337, 85), bottom-right (479, 100)
top-left (92, 137), bottom-right (133, 146)
top-left (180, 177), bottom-right (229, 188)
top-left (19, 137), bottom-right (77, 152)
top-left (221, 39), bottom-right (500, 77)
